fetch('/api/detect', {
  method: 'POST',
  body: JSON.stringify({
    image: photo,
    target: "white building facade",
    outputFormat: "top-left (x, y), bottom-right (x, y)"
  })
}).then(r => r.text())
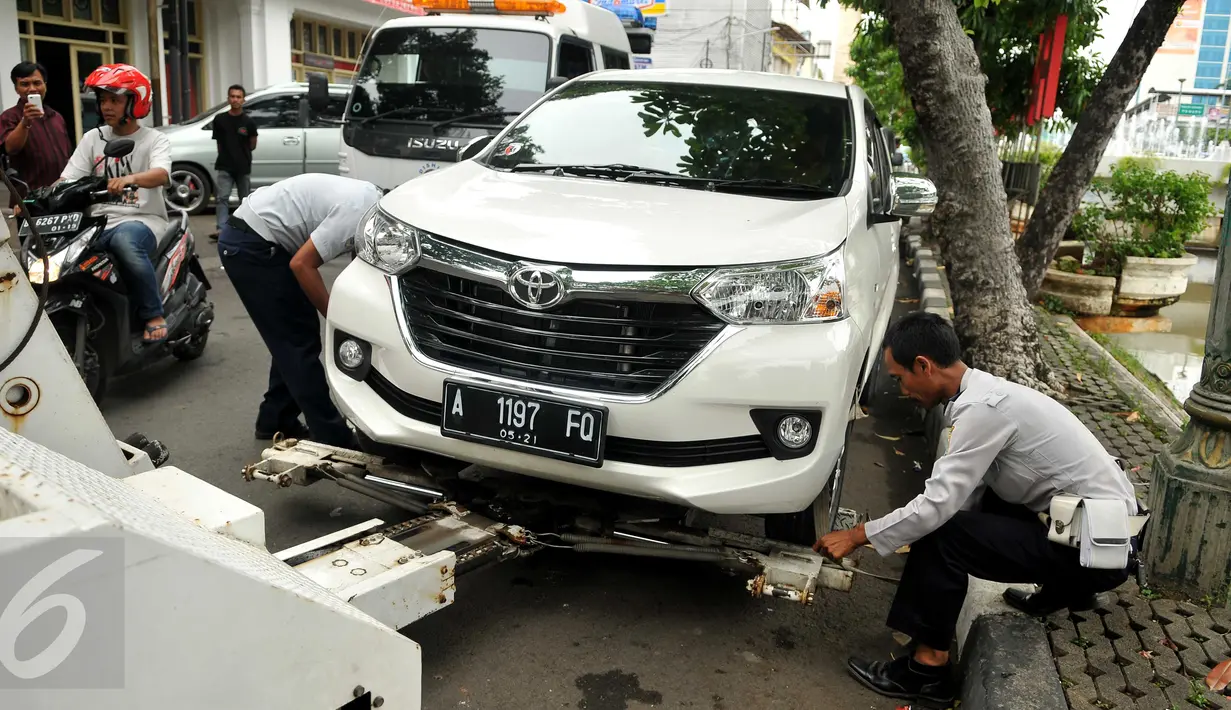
top-left (649, 0), bottom-right (773, 72)
top-left (1, 0), bottom-right (413, 141)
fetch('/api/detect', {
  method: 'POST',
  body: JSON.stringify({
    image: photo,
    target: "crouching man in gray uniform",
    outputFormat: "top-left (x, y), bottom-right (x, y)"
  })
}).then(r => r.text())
top-left (818, 312), bottom-right (1139, 707)
top-left (218, 173), bottom-right (382, 446)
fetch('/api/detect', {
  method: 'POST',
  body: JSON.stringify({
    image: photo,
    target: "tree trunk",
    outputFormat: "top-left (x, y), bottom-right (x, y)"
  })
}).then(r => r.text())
top-left (1016, 0), bottom-right (1185, 298)
top-left (883, 0), bottom-right (1057, 391)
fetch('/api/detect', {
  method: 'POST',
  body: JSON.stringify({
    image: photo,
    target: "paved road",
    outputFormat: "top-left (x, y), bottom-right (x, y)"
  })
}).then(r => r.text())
top-left (100, 213), bottom-right (933, 710)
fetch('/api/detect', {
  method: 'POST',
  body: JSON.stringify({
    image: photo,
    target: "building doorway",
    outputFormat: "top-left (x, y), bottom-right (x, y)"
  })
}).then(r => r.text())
top-left (33, 41), bottom-right (76, 140)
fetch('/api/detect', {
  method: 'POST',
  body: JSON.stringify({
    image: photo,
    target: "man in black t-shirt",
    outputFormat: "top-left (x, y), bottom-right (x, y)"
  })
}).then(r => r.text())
top-left (210, 84), bottom-right (258, 239)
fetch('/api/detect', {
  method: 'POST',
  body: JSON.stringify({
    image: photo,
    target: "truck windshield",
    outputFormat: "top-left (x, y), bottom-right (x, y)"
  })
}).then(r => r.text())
top-left (481, 81), bottom-right (854, 195)
top-left (348, 27), bottom-right (551, 123)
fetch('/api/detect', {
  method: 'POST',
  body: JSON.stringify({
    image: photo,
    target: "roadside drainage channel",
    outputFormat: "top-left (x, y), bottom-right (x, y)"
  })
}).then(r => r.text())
top-left (899, 224), bottom-right (1069, 710)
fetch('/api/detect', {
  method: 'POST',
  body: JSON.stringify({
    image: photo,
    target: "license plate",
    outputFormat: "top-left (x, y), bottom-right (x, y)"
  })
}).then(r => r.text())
top-left (18, 212), bottom-right (82, 237)
top-left (441, 382), bottom-right (607, 466)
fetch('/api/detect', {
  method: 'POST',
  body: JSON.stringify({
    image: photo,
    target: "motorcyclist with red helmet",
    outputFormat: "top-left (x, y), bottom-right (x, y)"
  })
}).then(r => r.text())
top-left (59, 64), bottom-right (172, 343)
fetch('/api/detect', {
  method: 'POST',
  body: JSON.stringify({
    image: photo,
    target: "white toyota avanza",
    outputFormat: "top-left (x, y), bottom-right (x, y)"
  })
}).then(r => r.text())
top-left (324, 69), bottom-right (937, 544)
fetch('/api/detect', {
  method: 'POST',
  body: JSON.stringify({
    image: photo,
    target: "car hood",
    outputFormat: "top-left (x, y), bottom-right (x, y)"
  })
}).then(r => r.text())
top-left (379, 161), bottom-right (851, 267)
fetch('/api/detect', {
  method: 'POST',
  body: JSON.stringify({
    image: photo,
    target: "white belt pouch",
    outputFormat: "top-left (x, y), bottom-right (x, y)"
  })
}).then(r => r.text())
top-left (1046, 495), bottom-right (1147, 570)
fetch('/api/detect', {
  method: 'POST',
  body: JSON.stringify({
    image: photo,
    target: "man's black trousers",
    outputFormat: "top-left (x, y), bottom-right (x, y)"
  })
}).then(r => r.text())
top-left (887, 494), bottom-right (1130, 651)
top-left (218, 222), bottom-right (354, 448)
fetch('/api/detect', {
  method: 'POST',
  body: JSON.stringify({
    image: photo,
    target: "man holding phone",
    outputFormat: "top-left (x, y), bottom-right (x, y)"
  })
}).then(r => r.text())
top-left (1, 62), bottom-right (73, 214)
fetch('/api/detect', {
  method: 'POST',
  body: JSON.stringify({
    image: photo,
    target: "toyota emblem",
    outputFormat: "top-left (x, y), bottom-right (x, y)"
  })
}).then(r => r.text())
top-left (508, 266), bottom-right (564, 310)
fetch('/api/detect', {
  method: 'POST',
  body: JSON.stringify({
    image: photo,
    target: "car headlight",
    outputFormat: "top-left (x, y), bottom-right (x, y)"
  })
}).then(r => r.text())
top-left (27, 228), bottom-right (95, 285)
top-left (694, 249), bottom-right (846, 325)
top-left (357, 206), bottom-right (421, 274)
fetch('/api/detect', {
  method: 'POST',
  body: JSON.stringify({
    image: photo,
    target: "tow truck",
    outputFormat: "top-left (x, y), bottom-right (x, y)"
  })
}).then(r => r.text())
top-left (0, 164), bottom-right (858, 707)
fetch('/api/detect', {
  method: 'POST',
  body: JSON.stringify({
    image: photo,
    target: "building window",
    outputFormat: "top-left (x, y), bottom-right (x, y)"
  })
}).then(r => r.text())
top-left (1198, 62), bottom-right (1222, 79)
top-left (21, 0), bottom-right (124, 26)
top-left (1202, 30), bottom-right (1228, 48)
top-left (1207, 15), bottom-right (1231, 31)
top-left (1194, 78), bottom-right (1220, 89)
top-left (291, 15), bottom-right (367, 84)
top-left (1210, 0), bottom-right (1231, 15)
top-left (816, 40), bottom-right (832, 59)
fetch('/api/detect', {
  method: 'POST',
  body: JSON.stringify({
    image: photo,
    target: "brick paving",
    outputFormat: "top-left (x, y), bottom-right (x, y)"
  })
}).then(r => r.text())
top-left (1035, 313), bottom-right (1231, 709)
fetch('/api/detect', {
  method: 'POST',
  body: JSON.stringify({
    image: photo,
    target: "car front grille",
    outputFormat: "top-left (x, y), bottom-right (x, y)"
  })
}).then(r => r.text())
top-left (364, 370), bottom-right (771, 467)
top-left (398, 268), bottom-right (726, 396)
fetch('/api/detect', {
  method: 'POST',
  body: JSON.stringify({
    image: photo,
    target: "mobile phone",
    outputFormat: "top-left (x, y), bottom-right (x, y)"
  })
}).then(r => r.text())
top-left (27, 94), bottom-right (43, 113)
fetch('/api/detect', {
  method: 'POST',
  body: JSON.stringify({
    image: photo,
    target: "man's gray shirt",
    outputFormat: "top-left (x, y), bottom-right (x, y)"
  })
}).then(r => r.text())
top-left (232, 174), bottom-right (382, 262)
top-left (864, 368), bottom-right (1138, 556)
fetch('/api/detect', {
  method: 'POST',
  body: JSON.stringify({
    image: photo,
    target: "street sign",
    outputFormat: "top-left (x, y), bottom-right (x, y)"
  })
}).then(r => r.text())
top-left (1179, 103), bottom-right (1206, 116)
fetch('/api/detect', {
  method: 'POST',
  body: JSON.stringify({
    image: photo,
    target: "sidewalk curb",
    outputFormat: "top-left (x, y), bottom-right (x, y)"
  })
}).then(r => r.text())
top-left (899, 223), bottom-right (1068, 709)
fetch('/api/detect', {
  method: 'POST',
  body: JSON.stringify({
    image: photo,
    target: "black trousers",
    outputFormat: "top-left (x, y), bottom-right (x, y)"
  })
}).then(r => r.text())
top-left (887, 493), bottom-right (1130, 652)
top-left (218, 222), bottom-right (354, 448)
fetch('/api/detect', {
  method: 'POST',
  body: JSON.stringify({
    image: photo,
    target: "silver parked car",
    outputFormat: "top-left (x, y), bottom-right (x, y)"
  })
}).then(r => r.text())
top-left (156, 82), bottom-right (351, 215)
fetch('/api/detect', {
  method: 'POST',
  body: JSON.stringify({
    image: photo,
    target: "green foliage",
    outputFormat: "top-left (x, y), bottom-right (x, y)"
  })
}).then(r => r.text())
top-left (834, 0), bottom-right (1108, 165)
top-left (1074, 160), bottom-right (1214, 275)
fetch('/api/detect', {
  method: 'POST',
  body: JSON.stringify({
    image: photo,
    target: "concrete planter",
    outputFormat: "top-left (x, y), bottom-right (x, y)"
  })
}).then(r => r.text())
top-left (1054, 240), bottom-right (1086, 261)
top-left (1113, 254), bottom-right (1200, 316)
top-left (1039, 268), bottom-right (1116, 316)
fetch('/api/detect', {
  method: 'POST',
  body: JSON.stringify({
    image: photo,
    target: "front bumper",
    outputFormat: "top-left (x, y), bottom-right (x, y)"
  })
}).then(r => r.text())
top-left (326, 261), bottom-right (868, 515)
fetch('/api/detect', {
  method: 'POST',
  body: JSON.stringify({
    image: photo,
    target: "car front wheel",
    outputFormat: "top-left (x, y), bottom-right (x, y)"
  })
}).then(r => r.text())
top-left (763, 400), bottom-right (856, 547)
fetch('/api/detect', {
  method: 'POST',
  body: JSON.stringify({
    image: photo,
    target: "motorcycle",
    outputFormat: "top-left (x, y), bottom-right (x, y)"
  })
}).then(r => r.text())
top-left (6, 137), bottom-right (215, 403)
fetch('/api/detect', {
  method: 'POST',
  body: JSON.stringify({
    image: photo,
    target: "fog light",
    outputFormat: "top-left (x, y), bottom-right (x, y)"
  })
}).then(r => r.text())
top-left (777, 415), bottom-right (813, 449)
top-left (338, 339), bottom-right (366, 369)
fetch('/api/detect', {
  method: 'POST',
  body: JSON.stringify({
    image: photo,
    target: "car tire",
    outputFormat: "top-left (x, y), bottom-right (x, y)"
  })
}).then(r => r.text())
top-left (165, 164), bottom-right (212, 216)
top-left (763, 400), bottom-right (856, 547)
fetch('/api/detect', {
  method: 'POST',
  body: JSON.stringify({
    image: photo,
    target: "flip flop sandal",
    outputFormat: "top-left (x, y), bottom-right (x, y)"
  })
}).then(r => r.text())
top-left (144, 324), bottom-right (168, 343)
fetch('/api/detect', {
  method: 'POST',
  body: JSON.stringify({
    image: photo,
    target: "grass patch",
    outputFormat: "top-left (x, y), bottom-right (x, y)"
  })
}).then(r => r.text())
top-left (1188, 679), bottom-right (1213, 707)
top-left (1088, 332), bottom-right (1186, 413)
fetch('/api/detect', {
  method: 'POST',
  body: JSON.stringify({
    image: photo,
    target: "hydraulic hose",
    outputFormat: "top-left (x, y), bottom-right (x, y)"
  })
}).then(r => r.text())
top-left (559, 533), bottom-right (727, 562)
top-left (0, 167), bottom-right (50, 372)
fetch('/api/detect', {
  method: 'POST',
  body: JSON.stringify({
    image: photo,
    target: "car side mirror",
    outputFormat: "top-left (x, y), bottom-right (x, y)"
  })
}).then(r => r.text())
top-left (458, 135), bottom-right (494, 162)
top-left (891, 151), bottom-right (904, 167)
top-left (307, 74), bottom-right (330, 113)
top-left (104, 138), bottom-right (135, 159)
top-left (547, 76), bottom-right (570, 91)
top-left (889, 176), bottom-right (937, 218)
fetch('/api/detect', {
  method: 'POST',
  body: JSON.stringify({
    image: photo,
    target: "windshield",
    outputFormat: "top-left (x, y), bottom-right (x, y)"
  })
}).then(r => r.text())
top-left (481, 81), bottom-right (853, 193)
top-left (182, 99), bottom-right (230, 125)
top-left (348, 27), bottom-right (551, 122)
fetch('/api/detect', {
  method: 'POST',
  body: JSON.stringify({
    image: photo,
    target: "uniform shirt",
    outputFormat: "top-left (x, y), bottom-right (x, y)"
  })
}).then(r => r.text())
top-left (211, 111), bottom-right (258, 176)
top-left (864, 367), bottom-right (1138, 556)
top-left (232, 174), bottom-right (382, 263)
top-left (60, 125), bottom-right (172, 235)
top-left (0, 100), bottom-right (73, 206)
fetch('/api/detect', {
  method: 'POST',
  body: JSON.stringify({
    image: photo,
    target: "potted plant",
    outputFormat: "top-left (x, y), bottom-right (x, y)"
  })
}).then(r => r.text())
top-left (1039, 207), bottom-right (1118, 315)
top-left (1081, 159), bottom-right (1205, 316)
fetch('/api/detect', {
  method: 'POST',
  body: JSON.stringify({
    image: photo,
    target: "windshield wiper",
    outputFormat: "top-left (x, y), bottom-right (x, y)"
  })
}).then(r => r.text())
top-left (351, 106), bottom-right (459, 126)
top-left (705, 178), bottom-right (836, 197)
top-left (430, 110), bottom-right (522, 131)
top-left (510, 163), bottom-right (687, 180)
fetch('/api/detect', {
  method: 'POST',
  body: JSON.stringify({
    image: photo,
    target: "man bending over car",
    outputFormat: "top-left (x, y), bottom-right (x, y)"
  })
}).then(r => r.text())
top-left (60, 64), bottom-right (172, 343)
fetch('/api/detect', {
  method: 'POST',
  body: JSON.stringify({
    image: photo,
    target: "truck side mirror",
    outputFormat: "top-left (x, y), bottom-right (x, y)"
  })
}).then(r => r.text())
top-left (307, 74), bottom-right (330, 113)
top-left (458, 135), bottom-right (494, 162)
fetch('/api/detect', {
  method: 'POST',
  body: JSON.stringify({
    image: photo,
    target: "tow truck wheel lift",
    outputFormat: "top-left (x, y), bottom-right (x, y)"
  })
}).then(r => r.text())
top-left (244, 437), bottom-right (858, 621)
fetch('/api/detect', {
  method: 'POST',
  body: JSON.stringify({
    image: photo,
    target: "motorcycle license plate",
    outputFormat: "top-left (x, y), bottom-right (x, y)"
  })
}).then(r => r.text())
top-left (18, 212), bottom-right (83, 237)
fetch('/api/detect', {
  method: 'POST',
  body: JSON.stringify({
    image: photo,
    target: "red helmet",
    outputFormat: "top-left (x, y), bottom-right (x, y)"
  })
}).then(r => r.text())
top-left (84, 64), bottom-right (153, 120)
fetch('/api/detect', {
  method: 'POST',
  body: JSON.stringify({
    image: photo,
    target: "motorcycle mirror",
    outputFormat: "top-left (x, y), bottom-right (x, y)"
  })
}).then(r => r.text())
top-left (307, 74), bottom-right (330, 113)
top-left (104, 138), bottom-right (135, 159)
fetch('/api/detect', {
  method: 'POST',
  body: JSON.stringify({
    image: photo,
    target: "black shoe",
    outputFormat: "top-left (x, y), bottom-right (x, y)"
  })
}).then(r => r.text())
top-left (255, 420), bottom-right (311, 441)
top-left (1003, 587), bottom-right (1096, 616)
top-left (847, 654), bottom-right (957, 706)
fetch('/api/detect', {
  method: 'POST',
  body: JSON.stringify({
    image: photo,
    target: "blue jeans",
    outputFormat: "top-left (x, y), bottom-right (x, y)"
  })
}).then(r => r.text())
top-left (99, 221), bottom-right (164, 321)
top-left (215, 170), bottom-right (252, 230)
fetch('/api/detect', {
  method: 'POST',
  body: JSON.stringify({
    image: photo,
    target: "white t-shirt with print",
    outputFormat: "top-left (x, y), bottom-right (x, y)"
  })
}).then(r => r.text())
top-left (61, 125), bottom-right (173, 236)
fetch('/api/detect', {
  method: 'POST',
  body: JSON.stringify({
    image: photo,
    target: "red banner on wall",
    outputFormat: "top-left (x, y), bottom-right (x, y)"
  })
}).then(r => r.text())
top-left (363, 0), bottom-right (426, 14)
top-left (1026, 14), bottom-right (1068, 126)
